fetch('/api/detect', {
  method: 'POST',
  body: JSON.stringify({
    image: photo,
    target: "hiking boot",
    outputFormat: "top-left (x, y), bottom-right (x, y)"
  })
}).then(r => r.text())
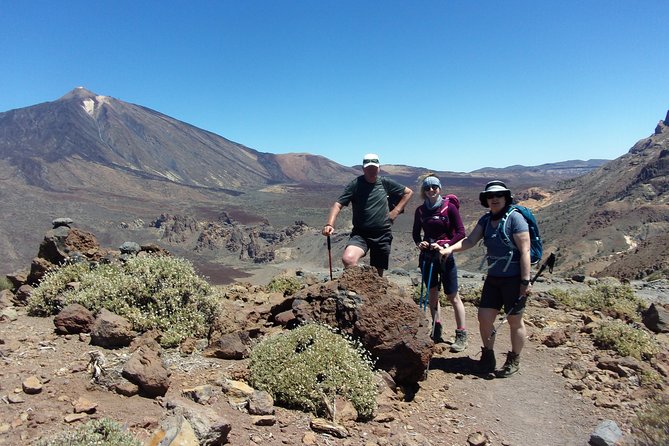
top-left (450, 329), bottom-right (468, 352)
top-left (432, 322), bottom-right (445, 343)
top-left (495, 351), bottom-right (520, 378)
top-left (479, 347), bottom-right (496, 374)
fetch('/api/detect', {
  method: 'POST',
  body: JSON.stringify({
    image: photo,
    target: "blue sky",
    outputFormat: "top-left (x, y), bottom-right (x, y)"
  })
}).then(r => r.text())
top-left (1, 1), bottom-right (667, 172)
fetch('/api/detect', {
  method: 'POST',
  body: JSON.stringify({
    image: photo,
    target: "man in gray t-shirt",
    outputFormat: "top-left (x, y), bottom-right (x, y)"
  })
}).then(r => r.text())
top-left (322, 153), bottom-right (413, 276)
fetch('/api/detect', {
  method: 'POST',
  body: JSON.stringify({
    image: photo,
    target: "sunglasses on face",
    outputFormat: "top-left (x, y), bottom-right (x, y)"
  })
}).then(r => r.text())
top-left (423, 185), bottom-right (440, 191)
top-left (485, 192), bottom-right (506, 199)
top-left (363, 159), bottom-right (379, 165)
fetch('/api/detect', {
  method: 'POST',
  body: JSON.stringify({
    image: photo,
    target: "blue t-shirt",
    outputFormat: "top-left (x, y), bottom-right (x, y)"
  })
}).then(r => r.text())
top-left (477, 210), bottom-right (528, 277)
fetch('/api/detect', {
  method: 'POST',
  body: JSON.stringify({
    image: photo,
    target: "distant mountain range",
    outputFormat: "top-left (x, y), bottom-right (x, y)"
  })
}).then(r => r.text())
top-left (1, 88), bottom-right (667, 281)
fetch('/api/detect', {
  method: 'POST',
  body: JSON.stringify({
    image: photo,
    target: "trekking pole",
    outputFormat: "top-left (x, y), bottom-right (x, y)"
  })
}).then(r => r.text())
top-left (419, 254), bottom-right (427, 310)
top-left (488, 253), bottom-right (556, 341)
top-left (424, 250), bottom-right (435, 312)
top-left (327, 235), bottom-right (333, 281)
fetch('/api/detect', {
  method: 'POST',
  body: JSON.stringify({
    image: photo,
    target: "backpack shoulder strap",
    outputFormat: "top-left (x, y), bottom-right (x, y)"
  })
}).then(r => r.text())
top-left (499, 206), bottom-right (518, 249)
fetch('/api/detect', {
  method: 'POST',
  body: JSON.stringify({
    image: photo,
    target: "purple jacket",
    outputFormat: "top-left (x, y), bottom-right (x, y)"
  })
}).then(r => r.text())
top-left (412, 197), bottom-right (466, 247)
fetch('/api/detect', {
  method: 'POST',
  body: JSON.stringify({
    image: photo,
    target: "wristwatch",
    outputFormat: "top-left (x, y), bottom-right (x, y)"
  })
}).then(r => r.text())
top-left (520, 279), bottom-right (530, 286)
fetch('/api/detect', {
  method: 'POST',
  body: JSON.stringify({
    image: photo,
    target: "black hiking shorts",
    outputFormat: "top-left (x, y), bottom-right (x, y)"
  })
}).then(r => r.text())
top-left (347, 229), bottom-right (393, 270)
top-left (419, 252), bottom-right (458, 295)
top-left (480, 275), bottom-right (525, 315)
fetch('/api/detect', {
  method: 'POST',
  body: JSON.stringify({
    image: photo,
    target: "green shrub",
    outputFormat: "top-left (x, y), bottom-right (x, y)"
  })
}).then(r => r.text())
top-left (592, 320), bottom-right (660, 360)
top-left (0, 276), bottom-right (12, 291)
top-left (632, 396), bottom-right (669, 446)
top-left (547, 284), bottom-right (645, 321)
top-left (35, 418), bottom-right (140, 446)
top-left (458, 283), bottom-right (482, 305)
top-left (267, 275), bottom-right (302, 295)
top-left (249, 323), bottom-right (377, 420)
top-left (28, 255), bottom-right (219, 347)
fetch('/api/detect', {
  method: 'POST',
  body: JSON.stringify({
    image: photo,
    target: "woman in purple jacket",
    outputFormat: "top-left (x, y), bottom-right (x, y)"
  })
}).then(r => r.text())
top-left (412, 174), bottom-right (468, 352)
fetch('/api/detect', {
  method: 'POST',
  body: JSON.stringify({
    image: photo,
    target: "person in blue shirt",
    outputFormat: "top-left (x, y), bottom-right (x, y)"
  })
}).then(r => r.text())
top-left (439, 180), bottom-right (531, 377)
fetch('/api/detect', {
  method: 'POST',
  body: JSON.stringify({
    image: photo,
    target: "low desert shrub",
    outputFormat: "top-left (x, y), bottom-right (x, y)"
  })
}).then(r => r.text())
top-left (249, 323), bottom-right (377, 420)
top-left (547, 283), bottom-right (644, 321)
top-left (28, 255), bottom-right (219, 347)
top-left (0, 276), bottom-right (12, 291)
top-left (35, 418), bottom-right (140, 446)
top-left (592, 320), bottom-right (660, 360)
top-left (267, 275), bottom-right (301, 295)
top-left (632, 395), bottom-right (669, 446)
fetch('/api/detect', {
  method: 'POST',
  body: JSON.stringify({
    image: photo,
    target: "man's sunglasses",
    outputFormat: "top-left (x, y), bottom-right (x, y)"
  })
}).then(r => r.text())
top-left (423, 185), bottom-right (440, 191)
top-left (363, 159), bottom-right (379, 165)
top-left (485, 192), bottom-right (506, 199)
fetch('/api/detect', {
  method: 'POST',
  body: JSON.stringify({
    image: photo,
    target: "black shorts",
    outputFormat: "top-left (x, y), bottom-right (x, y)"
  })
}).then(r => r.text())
top-left (419, 252), bottom-right (458, 295)
top-left (480, 275), bottom-right (525, 315)
top-left (347, 229), bottom-right (393, 270)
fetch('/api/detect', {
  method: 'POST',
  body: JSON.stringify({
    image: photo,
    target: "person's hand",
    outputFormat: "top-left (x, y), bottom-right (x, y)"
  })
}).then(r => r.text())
top-left (520, 282), bottom-right (532, 297)
top-left (389, 209), bottom-right (399, 223)
top-left (417, 241), bottom-right (429, 250)
top-left (322, 224), bottom-right (334, 236)
top-left (439, 245), bottom-right (452, 259)
top-left (429, 242), bottom-right (441, 251)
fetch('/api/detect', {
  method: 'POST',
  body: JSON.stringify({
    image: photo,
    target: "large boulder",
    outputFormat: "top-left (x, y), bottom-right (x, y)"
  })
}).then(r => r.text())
top-left (284, 266), bottom-right (433, 385)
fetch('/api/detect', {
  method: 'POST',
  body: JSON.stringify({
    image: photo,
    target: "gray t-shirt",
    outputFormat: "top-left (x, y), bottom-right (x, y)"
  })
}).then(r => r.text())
top-left (478, 210), bottom-right (529, 277)
top-left (337, 176), bottom-right (406, 233)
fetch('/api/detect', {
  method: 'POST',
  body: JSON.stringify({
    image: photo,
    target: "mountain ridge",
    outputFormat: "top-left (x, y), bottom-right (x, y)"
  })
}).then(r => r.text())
top-left (1, 87), bottom-right (667, 282)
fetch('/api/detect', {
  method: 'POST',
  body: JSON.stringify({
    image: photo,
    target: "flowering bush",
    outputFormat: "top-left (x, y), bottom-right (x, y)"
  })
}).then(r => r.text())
top-left (35, 418), bottom-right (140, 446)
top-left (249, 323), bottom-right (377, 420)
top-left (28, 255), bottom-right (219, 347)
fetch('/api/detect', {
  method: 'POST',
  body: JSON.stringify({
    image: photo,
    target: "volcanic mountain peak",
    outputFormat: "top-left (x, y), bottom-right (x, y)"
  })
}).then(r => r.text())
top-left (58, 86), bottom-right (103, 101)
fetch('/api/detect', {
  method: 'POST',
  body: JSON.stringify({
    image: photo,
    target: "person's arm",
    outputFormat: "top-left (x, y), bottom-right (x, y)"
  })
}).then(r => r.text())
top-left (412, 207), bottom-right (423, 246)
top-left (322, 202), bottom-right (343, 236)
top-left (389, 186), bottom-right (413, 222)
top-left (439, 223), bottom-right (484, 258)
top-left (513, 230), bottom-right (532, 295)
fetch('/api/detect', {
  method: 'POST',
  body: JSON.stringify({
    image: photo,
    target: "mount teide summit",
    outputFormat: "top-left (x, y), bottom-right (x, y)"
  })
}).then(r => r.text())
top-left (0, 87), bottom-right (356, 192)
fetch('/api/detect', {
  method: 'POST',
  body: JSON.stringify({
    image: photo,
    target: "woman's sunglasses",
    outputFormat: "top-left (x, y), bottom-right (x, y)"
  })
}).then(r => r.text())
top-left (423, 185), bottom-right (440, 191)
top-left (485, 192), bottom-right (507, 199)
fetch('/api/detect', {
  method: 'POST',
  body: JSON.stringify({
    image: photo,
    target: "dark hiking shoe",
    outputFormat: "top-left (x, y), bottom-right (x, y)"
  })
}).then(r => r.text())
top-left (432, 322), bottom-right (445, 343)
top-left (479, 347), bottom-right (496, 374)
top-left (450, 329), bottom-right (468, 352)
top-left (495, 351), bottom-right (520, 378)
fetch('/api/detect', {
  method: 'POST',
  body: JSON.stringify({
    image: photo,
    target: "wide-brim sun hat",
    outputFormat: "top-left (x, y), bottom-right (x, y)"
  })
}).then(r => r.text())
top-left (479, 180), bottom-right (512, 207)
top-left (362, 153), bottom-right (380, 168)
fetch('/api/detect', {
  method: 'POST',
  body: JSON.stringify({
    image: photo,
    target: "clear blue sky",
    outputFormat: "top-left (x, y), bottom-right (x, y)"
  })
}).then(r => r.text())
top-left (1, 1), bottom-right (667, 172)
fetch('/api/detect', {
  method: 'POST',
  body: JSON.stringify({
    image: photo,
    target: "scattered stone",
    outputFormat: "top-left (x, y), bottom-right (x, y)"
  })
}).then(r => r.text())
top-left (641, 303), bottom-right (669, 333)
top-left (248, 390), bottom-right (275, 415)
top-left (7, 394), bottom-right (25, 404)
top-left (22, 376), bottom-right (42, 394)
top-left (114, 380), bottom-right (140, 397)
top-left (467, 431), bottom-right (489, 446)
top-left (122, 347), bottom-right (170, 398)
top-left (52, 218), bottom-right (74, 228)
top-left (252, 415), bottom-right (277, 426)
top-left (90, 309), bottom-right (135, 348)
top-left (302, 431), bottom-right (318, 445)
top-left (543, 329), bottom-right (568, 347)
top-left (182, 385), bottom-right (214, 405)
top-left (562, 361), bottom-right (588, 380)
top-left (119, 241), bottom-right (141, 255)
top-left (589, 419), bottom-right (622, 446)
top-left (54, 304), bottom-right (95, 334)
top-left (64, 413), bottom-right (87, 423)
top-left (73, 396), bottom-right (98, 414)
top-left (0, 307), bottom-right (18, 322)
top-left (164, 396), bottom-right (232, 445)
